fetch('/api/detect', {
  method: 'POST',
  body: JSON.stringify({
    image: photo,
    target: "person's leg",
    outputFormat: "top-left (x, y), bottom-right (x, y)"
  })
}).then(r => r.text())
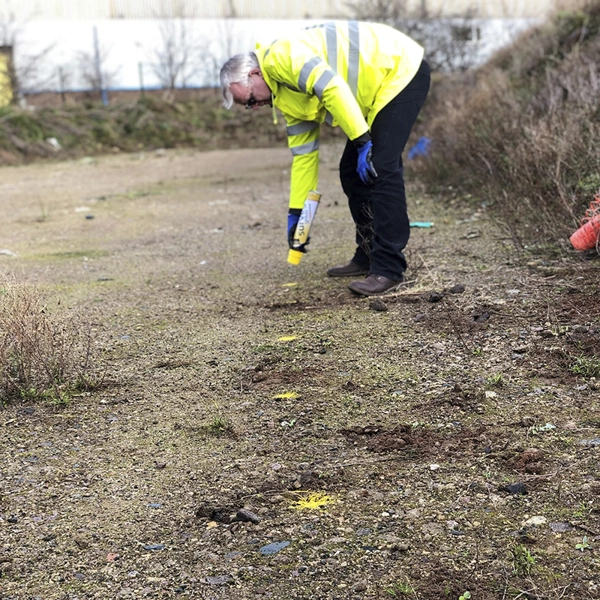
top-left (367, 60), bottom-right (431, 281)
top-left (338, 139), bottom-right (372, 271)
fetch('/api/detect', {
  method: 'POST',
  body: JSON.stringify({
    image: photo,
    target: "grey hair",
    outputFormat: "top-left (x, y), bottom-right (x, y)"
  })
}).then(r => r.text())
top-left (219, 52), bottom-right (260, 109)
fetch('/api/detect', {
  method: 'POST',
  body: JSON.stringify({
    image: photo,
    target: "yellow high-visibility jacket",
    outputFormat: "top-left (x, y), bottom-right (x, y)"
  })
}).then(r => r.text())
top-left (255, 21), bottom-right (424, 210)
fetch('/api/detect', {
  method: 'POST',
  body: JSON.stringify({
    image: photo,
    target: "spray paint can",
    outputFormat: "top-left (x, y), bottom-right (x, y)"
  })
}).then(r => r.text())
top-left (287, 190), bottom-right (321, 265)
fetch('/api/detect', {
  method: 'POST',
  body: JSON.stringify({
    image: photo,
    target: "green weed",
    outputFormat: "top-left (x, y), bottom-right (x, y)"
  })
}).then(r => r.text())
top-left (385, 581), bottom-right (416, 597)
top-left (487, 372), bottom-right (505, 387)
top-left (570, 355), bottom-right (600, 378)
top-left (206, 416), bottom-right (235, 437)
top-left (511, 544), bottom-right (536, 576)
top-left (572, 501), bottom-right (592, 519)
top-left (576, 536), bottom-right (590, 551)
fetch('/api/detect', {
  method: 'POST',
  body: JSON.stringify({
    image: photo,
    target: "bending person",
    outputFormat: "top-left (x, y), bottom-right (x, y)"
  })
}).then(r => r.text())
top-left (220, 21), bottom-right (430, 296)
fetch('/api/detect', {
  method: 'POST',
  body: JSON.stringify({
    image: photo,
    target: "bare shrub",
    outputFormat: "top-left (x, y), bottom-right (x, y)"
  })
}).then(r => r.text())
top-left (0, 19), bottom-right (56, 99)
top-left (347, 0), bottom-right (481, 71)
top-left (151, 18), bottom-right (206, 93)
top-left (76, 27), bottom-right (120, 101)
top-left (0, 281), bottom-right (101, 405)
top-left (418, 2), bottom-right (600, 247)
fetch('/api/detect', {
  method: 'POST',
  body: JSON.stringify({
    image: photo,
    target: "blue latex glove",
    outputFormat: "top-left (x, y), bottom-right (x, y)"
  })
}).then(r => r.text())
top-left (356, 140), bottom-right (378, 185)
top-left (287, 209), bottom-right (303, 250)
top-left (408, 136), bottom-right (431, 160)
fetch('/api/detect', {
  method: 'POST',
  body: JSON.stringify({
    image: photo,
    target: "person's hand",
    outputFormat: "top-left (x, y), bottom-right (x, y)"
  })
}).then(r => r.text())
top-left (356, 139), bottom-right (378, 185)
top-left (287, 209), bottom-right (304, 250)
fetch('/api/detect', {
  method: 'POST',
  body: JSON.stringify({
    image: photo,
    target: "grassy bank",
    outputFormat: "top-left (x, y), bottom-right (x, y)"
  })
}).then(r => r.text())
top-left (0, 92), bottom-right (290, 164)
top-left (418, 2), bottom-right (600, 248)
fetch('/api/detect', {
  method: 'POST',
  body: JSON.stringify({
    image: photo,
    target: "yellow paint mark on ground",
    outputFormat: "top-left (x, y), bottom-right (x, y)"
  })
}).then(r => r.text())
top-left (273, 391), bottom-right (300, 400)
top-left (277, 335), bottom-right (297, 342)
top-left (282, 282), bottom-right (298, 287)
top-left (290, 492), bottom-right (337, 510)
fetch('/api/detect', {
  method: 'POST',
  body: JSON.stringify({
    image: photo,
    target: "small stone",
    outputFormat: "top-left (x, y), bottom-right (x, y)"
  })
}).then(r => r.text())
top-left (393, 542), bottom-right (409, 552)
top-left (579, 438), bottom-right (600, 446)
top-left (204, 575), bottom-right (233, 585)
top-left (504, 482), bottom-right (528, 495)
top-left (351, 581), bottom-right (368, 592)
top-left (448, 284), bottom-right (466, 294)
top-left (258, 541), bottom-right (290, 555)
top-left (422, 522), bottom-right (444, 535)
top-left (427, 292), bottom-right (444, 303)
top-left (369, 298), bottom-right (388, 312)
top-left (524, 516), bottom-right (547, 527)
top-left (550, 522), bottom-right (572, 533)
top-left (236, 508), bottom-right (261, 524)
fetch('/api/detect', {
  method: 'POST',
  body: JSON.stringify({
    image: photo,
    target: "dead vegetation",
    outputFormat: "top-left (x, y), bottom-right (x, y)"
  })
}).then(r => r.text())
top-left (0, 280), bottom-right (101, 405)
top-left (417, 1), bottom-right (600, 247)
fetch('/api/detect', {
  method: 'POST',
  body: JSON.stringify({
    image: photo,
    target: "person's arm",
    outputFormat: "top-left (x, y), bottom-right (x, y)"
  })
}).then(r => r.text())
top-left (284, 116), bottom-right (320, 248)
top-left (264, 44), bottom-right (369, 142)
top-left (285, 117), bottom-right (320, 210)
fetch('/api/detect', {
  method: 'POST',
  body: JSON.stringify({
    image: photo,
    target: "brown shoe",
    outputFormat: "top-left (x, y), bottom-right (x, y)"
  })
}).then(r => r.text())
top-left (327, 260), bottom-right (368, 278)
top-left (348, 274), bottom-right (404, 296)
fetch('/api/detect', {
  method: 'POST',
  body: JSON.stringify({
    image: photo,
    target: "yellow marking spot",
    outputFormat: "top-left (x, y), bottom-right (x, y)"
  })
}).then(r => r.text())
top-left (273, 391), bottom-right (300, 400)
top-left (290, 492), bottom-right (337, 510)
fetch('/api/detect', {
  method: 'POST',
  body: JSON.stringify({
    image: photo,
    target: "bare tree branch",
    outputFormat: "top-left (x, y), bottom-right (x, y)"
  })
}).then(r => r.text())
top-left (0, 19), bottom-right (56, 98)
top-left (346, 0), bottom-right (481, 71)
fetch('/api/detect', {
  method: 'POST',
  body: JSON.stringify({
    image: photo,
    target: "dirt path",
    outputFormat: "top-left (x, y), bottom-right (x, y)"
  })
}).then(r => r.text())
top-left (1, 146), bottom-right (599, 599)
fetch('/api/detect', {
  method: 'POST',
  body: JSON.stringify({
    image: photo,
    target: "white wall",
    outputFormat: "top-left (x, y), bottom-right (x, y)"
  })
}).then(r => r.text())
top-left (13, 18), bottom-right (327, 93)
top-left (11, 17), bottom-right (538, 94)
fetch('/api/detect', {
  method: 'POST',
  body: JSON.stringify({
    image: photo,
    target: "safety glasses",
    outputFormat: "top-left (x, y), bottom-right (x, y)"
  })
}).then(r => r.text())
top-left (245, 93), bottom-right (257, 109)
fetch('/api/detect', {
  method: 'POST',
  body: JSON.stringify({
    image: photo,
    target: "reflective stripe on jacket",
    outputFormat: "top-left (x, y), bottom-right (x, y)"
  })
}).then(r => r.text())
top-left (256, 21), bottom-right (424, 209)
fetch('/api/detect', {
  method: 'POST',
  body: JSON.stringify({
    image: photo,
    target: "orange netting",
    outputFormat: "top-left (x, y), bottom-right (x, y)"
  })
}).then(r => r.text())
top-left (581, 194), bottom-right (600, 225)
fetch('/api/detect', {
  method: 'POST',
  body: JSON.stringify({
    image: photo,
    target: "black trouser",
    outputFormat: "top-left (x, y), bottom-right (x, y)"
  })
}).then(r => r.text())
top-left (339, 59), bottom-right (431, 280)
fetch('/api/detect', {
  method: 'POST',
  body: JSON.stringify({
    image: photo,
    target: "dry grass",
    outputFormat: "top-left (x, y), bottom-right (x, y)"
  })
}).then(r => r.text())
top-left (0, 281), bottom-right (100, 404)
top-left (417, 1), bottom-right (600, 247)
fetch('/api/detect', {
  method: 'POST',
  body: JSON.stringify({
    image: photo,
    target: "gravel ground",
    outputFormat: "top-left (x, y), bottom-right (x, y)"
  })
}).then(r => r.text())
top-left (0, 145), bottom-right (599, 599)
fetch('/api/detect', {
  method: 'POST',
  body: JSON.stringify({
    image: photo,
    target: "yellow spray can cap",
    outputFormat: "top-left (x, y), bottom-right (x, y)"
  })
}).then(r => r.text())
top-left (287, 249), bottom-right (304, 265)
